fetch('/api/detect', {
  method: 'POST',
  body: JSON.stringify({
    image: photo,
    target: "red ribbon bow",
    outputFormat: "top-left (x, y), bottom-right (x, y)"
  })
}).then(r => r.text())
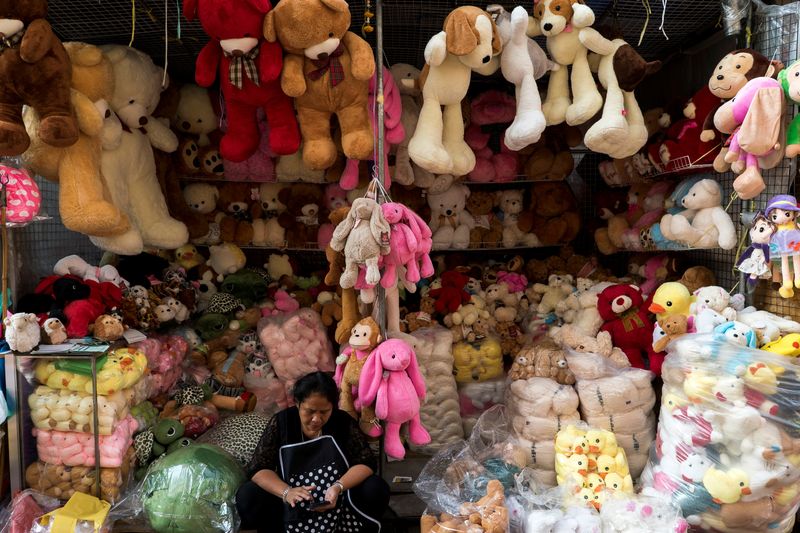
top-left (307, 44), bottom-right (345, 87)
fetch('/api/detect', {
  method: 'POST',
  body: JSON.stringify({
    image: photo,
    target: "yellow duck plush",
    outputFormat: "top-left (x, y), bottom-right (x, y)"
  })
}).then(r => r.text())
top-left (556, 453), bottom-right (591, 484)
top-left (604, 472), bottom-right (634, 494)
top-left (744, 361), bottom-right (785, 396)
top-left (586, 429), bottom-right (618, 456)
top-left (648, 281), bottom-right (693, 322)
top-left (662, 391), bottom-right (689, 412)
top-left (585, 473), bottom-right (605, 493)
top-left (703, 467), bottom-right (751, 504)
top-left (35, 348), bottom-right (148, 395)
top-left (596, 450), bottom-right (630, 478)
top-left (684, 370), bottom-right (718, 404)
top-left (554, 425), bottom-right (586, 456)
top-left (762, 333), bottom-right (800, 357)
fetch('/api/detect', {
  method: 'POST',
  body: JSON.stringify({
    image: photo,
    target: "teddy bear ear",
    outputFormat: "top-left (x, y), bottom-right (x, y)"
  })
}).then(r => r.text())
top-left (319, 0), bottom-right (350, 13)
top-left (246, 0), bottom-right (272, 13)
top-left (182, 0), bottom-right (199, 20)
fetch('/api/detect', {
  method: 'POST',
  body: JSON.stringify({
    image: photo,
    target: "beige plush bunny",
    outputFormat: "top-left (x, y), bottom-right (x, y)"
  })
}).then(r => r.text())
top-left (330, 197), bottom-right (390, 288)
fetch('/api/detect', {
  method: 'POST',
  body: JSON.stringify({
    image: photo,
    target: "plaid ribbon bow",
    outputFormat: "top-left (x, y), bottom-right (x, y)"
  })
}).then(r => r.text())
top-left (0, 29), bottom-right (24, 52)
top-left (226, 46), bottom-right (260, 90)
top-left (307, 44), bottom-right (345, 87)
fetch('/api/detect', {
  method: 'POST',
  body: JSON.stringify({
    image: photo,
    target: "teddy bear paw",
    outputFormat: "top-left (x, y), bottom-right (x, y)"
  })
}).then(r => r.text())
top-left (341, 130), bottom-right (374, 161)
top-left (566, 93), bottom-right (603, 126)
top-left (504, 114), bottom-right (546, 151)
top-left (0, 121), bottom-right (31, 156)
top-left (543, 98), bottom-right (569, 125)
top-left (90, 228), bottom-right (144, 256)
top-left (39, 114), bottom-right (79, 148)
top-left (141, 219), bottom-right (189, 249)
top-left (445, 141), bottom-right (476, 176)
top-left (302, 139), bottom-right (338, 170)
top-left (409, 137), bottom-right (454, 174)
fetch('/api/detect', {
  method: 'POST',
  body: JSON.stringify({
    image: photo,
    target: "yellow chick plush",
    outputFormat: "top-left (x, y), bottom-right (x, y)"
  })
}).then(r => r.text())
top-left (702, 467), bottom-right (751, 504)
top-left (555, 425), bottom-right (586, 457)
top-left (662, 392), bottom-right (688, 412)
top-left (648, 282), bottom-right (692, 321)
top-left (604, 472), bottom-right (634, 495)
top-left (574, 487), bottom-right (605, 510)
top-left (762, 334), bottom-right (800, 358)
top-left (684, 370), bottom-right (718, 404)
top-left (585, 473), bottom-right (605, 493)
top-left (556, 453), bottom-right (591, 484)
top-left (743, 361), bottom-right (785, 395)
top-left (586, 429), bottom-right (618, 456)
top-left (596, 450), bottom-right (630, 479)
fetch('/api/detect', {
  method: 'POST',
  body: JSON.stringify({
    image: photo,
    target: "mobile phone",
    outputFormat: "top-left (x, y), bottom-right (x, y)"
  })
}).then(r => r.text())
top-left (307, 499), bottom-right (328, 510)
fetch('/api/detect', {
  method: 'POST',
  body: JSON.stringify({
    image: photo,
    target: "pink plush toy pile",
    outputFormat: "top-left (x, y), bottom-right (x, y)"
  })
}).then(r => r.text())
top-left (33, 415), bottom-right (137, 468)
top-left (378, 202), bottom-right (435, 290)
top-left (222, 108), bottom-right (277, 181)
top-left (465, 91), bottom-right (520, 183)
top-left (339, 66), bottom-right (405, 190)
top-left (131, 335), bottom-right (188, 395)
top-left (258, 308), bottom-right (335, 400)
top-left (357, 338), bottom-right (430, 459)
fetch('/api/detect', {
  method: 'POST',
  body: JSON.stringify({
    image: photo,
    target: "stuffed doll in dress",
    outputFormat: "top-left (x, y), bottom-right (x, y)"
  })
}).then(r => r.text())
top-left (766, 195), bottom-right (800, 298)
top-left (737, 212), bottom-right (775, 287)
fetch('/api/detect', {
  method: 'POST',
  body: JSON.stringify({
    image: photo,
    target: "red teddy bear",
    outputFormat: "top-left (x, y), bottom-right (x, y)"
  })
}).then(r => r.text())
top-left (428, 271), bottom-right (470, 315)
top-left (597, 284), bottom-right (662, 374)
top-left (183, 0), bottom-right (300, 162)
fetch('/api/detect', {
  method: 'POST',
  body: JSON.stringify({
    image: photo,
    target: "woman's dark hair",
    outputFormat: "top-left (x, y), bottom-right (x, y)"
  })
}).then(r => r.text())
top-left (292, 371), bottom-right (339, 407)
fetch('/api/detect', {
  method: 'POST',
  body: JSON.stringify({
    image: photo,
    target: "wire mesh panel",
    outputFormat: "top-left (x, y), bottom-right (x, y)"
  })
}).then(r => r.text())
top-left (9, 179), bottom-right (103, 299)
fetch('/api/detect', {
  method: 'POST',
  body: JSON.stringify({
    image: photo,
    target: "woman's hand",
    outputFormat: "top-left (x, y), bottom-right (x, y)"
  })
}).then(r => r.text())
top-left (314, 483), bottom-right (343, 512)
top-left (285, 485), bottom-right (315, 508)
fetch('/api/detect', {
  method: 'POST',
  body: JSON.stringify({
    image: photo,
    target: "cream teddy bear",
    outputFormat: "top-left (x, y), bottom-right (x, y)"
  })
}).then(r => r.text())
top-left (534, 273), bottom-right (575, 315)
top-left (659, 179), bottom-right (737, 250)
top-left (428, 183), bottom-right (474, 250)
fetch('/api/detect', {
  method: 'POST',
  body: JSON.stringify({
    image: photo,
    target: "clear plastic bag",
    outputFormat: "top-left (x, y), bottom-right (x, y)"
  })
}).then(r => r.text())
top-left (599, 494), bottom-right (688, 533)
top-left (0, 490), bottom-right (61, 533)
top-left (408, 326), bottom-right (464, 453)
top-left (257, 308), bottom-right (335, 398)
top-left (640, 333), bottom-right (800, 532)
top-left (565, 348), bottom-right (656, 479)
top-left (459, 378), bottom-right (506, 436)
top-left (419, 479), bottom-right (509, 533)
top-left (139, 443), bottom-right (245, 533)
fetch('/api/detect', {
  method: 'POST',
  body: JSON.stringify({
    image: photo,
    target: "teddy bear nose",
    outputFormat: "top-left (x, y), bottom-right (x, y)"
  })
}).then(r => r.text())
top-left (482, 55), bottom-right (490, 64)
top-left (445, 209), bottom-right (453, 216)
top-left (615, 298), bottom-right (624, 305)
top-left (232, 204), bottom-right (241, 211)
top-left (543, 22), bottom-right (553, 31)
top-left (317, 52), bottom-right (329, 60)
top-left (717, 74), bottom-right (724, 80)
top-left (232, 49), bottom-right (244, 57)
top-left (139, 116), bottom-right (148, 126)
top-left (105, 109), bottom-right (112, 118)
top-left (182, 121), bottom-right (191, 130)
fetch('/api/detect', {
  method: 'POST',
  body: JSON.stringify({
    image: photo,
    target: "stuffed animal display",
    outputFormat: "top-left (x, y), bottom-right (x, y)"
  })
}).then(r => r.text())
top-left (641, 334), bottom-right (800, 532)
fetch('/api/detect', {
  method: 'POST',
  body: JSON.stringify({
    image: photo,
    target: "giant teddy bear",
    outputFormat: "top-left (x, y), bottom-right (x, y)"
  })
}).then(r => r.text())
top-left (90, 45), bottom-right (188, 254)
top-left (183, 0), bottom-right (300, 162)
top-left (22, 42), bottom-right (131, 238)
top-left (264, 0), bottom-right (375, 170)
top-left (0, 0), bottom-right (78, 156)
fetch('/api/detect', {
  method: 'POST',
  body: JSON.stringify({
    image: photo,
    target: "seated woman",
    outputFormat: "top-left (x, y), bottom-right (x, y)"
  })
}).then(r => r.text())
top-left (237, 371), bottom-right (390, 533)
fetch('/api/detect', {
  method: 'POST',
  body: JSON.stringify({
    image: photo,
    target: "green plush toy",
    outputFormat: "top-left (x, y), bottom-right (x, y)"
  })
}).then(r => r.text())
top-left (219, 270), bottom-right (268, 307)
top-left (141, 444), bottom-right (245, 533)
top-left (133, 419), bottom-right (193, 480)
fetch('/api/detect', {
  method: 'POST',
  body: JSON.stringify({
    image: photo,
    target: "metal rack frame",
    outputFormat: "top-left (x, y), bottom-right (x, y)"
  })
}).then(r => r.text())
top-left (5, 349), bottom-right (108, 499)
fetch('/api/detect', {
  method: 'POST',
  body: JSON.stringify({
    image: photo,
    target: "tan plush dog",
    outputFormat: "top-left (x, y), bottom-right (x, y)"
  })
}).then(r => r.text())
top-left (264, 0), bottom-right (375, 170)
top-left (409, 6), bottom-right (501, 176)
top-left (23, 42), bottom-right (130, 237)
top-left (527, 0), bottom-right (602, 126)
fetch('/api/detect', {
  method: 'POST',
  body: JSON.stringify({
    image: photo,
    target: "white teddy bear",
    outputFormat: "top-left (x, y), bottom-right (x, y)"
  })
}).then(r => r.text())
top-left (497, 189), bottom-right (540, 248)
top-left (659, 179), bottom-right (737, 250)
top-left (534, 274), bottom-right (575, 315)
top-left (690, 286), bottom-right (741, 321)
top-left (428, 183), bottom-right (474, 250)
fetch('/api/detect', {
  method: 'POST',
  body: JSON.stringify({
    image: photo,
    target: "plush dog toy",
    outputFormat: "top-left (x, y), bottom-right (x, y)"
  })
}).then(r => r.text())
top-left (714, 76), bottom-right (785, 199)
top-left (264, 0), bottom-right (375, 170)
top-left (409, 6), bottom-right (501, 176)
top-left (0, 0), bottom-right (79, 156)
top-left (183, 0), bottom-right (300, 162)
top-left (527, 0), bottom-right (602, 126)
top-left (487, 5), bottom-right (553, 150)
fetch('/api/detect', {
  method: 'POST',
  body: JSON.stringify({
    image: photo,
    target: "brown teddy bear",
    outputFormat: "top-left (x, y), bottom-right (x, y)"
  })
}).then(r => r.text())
top-left (421, 479), bottom-right (508, 533)
top-left (495, 320), bottom-right (524, 357)
top-left (403, 296), bottom-right (438, 333)
top-left (264, 0), bottom-right (375, 170)
top-left (653, 314), bottom-right (689, 352)
top-left (22, 42), bottom-right (129, 237)
top-left (508, 351), bottom-right (536, 381)
top-left (466, 191), bottom-right (502, 247)
top-left (0, 0), bottom-right (79, 156)
top-left (155, 137), bottom-right (209, 240)
top-left (217, 182), bottom-right (257, 244)
top-left (679, 265), bottom-right (717, 294)
top-left (530, 182), bottom-right (580, 245)
top-left (531, 338), bottom-right (576, 385)
top-left (278, 183), bottom-right (322, 247)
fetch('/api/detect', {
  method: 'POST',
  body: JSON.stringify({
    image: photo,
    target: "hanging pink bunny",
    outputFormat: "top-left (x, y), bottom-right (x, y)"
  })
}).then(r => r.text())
top-left (380, 202), bottom-right (420, 288)
top-left (340, 66), bottom-right (405, 190)
top-left (357, 339), bottom-right (430, 459)
top-left (400, 204), bottom-right (435, 280)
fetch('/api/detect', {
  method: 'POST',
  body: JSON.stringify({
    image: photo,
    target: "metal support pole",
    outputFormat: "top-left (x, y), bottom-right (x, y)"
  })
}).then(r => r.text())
top-left (374, 0), bottom-right (387, 341)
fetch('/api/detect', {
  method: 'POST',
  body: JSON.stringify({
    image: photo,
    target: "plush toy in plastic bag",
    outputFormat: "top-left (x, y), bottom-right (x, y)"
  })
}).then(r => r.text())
top-left (420, 479), bottom-right (509, 533)
top-left (641, 332), bottom-right (800, 532)
top-left (31, 492), bottom-right (110, 533)
top-left (0, 490), bottom-right (61, 533)
top-left (140, 444), bottom-right (245, 533)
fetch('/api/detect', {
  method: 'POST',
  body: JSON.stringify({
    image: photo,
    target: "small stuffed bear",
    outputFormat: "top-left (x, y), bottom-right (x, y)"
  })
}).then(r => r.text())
top-left (496, 190), bottom-right (539, 248)
top-left (217, 182), bottom-right (257, 244)
top-left (508, 352), bottom-right (536, 381)
top-left (428, 183), bottom-right (474, 250)
top-left (93, 314), bottom-right (125, 342)
top-left (531, 339), bottom-right (575, 385)
top-left (652, 314), bottom-right (689, 352)
top-left (466, 191), bottom-right (503, 247)
top-left (534, 274), bottom-right (575, 315)
top-left (264, 0), bottom-right (375, 169)
top-left (0, 0), bottom-right (79, 156)
top-left (278, 183), bottom-right (322, 247)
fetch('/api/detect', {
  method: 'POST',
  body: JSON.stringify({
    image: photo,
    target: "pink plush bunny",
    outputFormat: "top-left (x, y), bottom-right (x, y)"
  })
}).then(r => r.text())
top-left (357, 339), bottom-right (430, 459)
top-left (380, 202), bottom-right (421, 288)
top-left (400, 204), bottom-right (435, 280)
top-left (340, 67), bottom-right (405, 190)
top-left (713, 76), bottom-right (785, 199)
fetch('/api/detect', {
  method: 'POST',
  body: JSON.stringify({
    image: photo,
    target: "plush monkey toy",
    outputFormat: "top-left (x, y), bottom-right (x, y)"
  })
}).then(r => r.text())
top-left (701, 49), bottom-right (782, 172)
top-left (335, 317), bottom-right (384, 437)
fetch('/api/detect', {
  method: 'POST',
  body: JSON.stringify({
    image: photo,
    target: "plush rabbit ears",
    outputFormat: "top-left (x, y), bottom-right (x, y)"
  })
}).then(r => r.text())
top-left (738, 80), bottom-right (785, 157)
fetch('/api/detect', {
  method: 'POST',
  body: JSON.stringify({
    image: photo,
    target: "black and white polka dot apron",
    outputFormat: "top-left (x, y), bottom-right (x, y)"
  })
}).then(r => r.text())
top-left (279, 436), bottom-right (380, 533)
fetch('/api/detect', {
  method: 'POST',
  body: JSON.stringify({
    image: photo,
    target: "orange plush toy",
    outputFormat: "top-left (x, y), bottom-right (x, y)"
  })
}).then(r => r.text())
top-left (264, 0), bottom-right (375, 170)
